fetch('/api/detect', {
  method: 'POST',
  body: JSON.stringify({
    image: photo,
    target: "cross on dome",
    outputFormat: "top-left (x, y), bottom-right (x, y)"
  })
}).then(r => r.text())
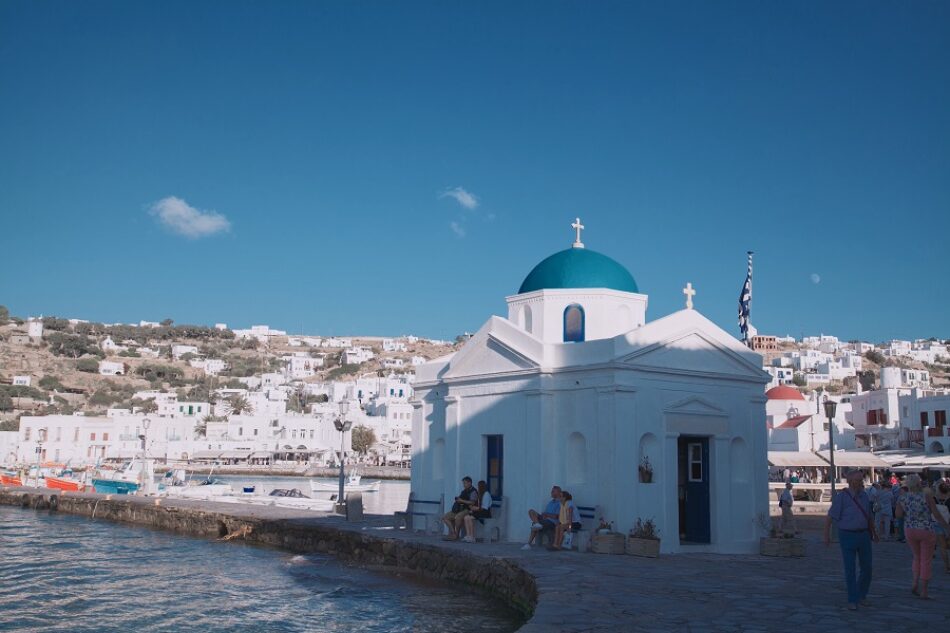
top-left (683, 282), bottom-right (696, 310)
top-left (571, 217), bottom-right (585, 249)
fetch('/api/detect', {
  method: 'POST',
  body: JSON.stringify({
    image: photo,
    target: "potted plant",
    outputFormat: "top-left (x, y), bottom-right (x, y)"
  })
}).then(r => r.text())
top-left (638, 455), bottom-right (654, 483)
top-left (626, 517), bottom-right (661, 557)
top-left (591, 518), bottom-right (625, 554)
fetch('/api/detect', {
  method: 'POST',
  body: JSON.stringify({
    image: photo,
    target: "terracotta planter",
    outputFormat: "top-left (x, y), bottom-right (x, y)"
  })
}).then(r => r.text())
top-left (759, 536), bottom-right (805, 557)
top-left (625, 537), bottom-right (660, 558)
top-left (591, 531), bottom-right (625, 554)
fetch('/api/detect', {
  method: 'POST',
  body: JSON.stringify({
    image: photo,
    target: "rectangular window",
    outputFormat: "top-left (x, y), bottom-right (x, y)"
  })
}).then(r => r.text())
top-left (688, 443), bottom-right (704, 482)
top-left (936, 410), bottom-right (947, 428)
top-left (24, 428), bottom-right (31, 441)
top-left (253, 429), bottom-right (258, 436)
top-left (103, 433), bottom-right (109, 441)
top-left (74, 428), bottom-right (79, 441)
top-left (310, 430), bottom-right (314, 439)
top-left (90, 433), bottom-right (96, 441)
top-left (238, 427), bottom-right (243, 436)
top-left (921, 411), bottom-right (929, 427)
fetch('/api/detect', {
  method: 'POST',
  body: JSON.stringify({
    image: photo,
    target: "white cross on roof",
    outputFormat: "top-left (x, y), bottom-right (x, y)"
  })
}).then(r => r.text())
top-left (683, 282), bottom-right (696, 310)
top-left (571, 217), bottom-right (585, 248)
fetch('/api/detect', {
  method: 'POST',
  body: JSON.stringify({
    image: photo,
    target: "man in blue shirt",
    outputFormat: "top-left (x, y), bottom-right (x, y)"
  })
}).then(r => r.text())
top-left (522, 486), bottom-right (562, 549)
top-left (824, 471), bottom-right (879, 610)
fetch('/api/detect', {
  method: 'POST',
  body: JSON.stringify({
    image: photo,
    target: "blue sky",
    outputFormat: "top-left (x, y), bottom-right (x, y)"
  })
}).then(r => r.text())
top-left (1, 1), bottom-right (948, 342)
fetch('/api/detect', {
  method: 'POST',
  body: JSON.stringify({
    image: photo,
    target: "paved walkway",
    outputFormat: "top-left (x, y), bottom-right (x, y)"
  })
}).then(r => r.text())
top-left (355, 515), bottom-right (949, 632)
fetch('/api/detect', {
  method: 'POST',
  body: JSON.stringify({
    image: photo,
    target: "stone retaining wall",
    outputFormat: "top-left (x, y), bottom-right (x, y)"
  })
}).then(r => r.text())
top-left (0, 489), bottom-right (535, 620)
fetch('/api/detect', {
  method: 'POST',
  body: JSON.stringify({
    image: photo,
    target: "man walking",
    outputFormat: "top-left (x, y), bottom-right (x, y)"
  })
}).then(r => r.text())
top-left (825, 471), bottom-right (879, 611)
top-left (779, 482), bottom-right (796, 534)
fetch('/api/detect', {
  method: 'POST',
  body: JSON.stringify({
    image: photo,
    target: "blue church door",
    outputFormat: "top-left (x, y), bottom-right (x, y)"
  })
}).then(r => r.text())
top-left (678, 436), bottom-right (710, 543)
top-left (486, 435), bottom-right (503, 499)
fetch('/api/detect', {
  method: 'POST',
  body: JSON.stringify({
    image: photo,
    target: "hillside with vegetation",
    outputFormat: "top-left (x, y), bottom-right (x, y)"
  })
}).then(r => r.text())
top-left (0, 304), bottom-right (457, 431)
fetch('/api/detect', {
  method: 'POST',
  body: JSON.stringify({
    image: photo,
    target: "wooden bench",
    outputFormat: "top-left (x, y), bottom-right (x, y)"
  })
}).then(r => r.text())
top-left (570, 504), bottom-right (602, 551)
top-left (394, 492), bottom-right (444, 533)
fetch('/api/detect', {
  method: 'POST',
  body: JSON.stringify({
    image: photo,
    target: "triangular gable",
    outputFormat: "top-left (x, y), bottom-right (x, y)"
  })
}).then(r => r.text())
top-left (443, 319), bottom-right (539, 379)
top-left (665, 395), bottom-right (728, 417)
top-left (620, 330), bottom-right (766, 380)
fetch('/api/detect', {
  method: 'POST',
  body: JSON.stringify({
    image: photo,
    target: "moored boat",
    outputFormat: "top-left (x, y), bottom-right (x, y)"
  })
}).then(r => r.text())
top-left (45, 475), bottom-right (86, 492)
top-left (92, 478), bottom-right (141, 495)
top-left (0, 473), bottom-right (23, 486)
top-left (309, 474), bottom-right (380, 494)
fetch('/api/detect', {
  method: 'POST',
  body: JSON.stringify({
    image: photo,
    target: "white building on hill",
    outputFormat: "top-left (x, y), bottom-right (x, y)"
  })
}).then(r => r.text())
top-left (411, 222), bottom-right (770, 554)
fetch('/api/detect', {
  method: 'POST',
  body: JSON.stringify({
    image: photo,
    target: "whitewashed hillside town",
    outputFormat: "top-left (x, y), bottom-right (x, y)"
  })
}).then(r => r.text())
top-left (0, 314), bottom-right (444, 470)
top-left (0, 311), bottom-right (948, 482)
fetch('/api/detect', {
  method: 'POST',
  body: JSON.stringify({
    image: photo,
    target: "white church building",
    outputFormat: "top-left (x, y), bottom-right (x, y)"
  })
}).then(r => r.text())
top-left (411, 221), bottom-right (771, 554)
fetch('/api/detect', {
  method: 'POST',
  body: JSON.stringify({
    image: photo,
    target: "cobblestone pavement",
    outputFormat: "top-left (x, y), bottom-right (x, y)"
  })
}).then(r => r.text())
top-left (353, 515), bottom-right (950, 632)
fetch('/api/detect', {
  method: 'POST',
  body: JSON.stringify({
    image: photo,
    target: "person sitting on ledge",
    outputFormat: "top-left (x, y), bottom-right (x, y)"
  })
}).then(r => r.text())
top-left (549, 491), bottom-right (582, 551)
top-left (462, 480), bottom-right (493, 543)
top-left (522, 486), bottom-right (562, 550)
top-left (442, 476), bottom-right (477, 541)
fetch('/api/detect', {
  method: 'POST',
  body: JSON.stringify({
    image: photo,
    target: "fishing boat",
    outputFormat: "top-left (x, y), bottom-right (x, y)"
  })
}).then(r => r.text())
top-left (0, 472), bottom-right (22, 486)
top-left (309, 473), bottom-right (380, 494)
top-left (45, 475), bottom-right (86, 492)
top-left (92, 460), bottom-right (149, 495)
top-left (216, 488), bottom-right (334, 512)
top-left (161, 478), bottom-right (234, 500)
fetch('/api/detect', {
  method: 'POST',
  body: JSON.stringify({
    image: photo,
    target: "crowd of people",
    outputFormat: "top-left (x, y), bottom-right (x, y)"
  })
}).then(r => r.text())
top-left (823, 471), bottom-right (950, 610)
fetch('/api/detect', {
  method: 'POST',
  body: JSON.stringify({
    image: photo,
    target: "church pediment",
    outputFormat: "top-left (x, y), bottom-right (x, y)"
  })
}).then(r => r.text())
top-left (664, 395), bottom-right (727, 417)
top-left (443, 334), bottom-right (538, 379)
top-left (620, 331), bottom-right (765, 380)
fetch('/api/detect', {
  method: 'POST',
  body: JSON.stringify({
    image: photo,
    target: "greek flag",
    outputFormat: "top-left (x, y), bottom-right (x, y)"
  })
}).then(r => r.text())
top-left (738, 251), bottom-right (753, 343)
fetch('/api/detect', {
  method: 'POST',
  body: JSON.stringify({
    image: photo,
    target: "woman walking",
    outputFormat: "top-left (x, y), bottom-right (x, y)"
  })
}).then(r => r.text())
top-left (895, 474), bottom-right (950, 599)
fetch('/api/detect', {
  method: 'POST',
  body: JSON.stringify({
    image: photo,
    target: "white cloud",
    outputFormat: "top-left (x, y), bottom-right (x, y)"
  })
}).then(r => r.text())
top-left (810, 273), bottom-right (821, 284)
top-left (148, 196), bottom-right (231, 238)
top-left (449, 221), bottom-right (466, 238)
top-left (440, 186), bottom-right (478, 210)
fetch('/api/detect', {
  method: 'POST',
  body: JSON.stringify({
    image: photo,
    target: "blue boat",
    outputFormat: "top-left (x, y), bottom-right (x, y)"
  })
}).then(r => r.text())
top-left (92, 479), bottom-right (140, 495)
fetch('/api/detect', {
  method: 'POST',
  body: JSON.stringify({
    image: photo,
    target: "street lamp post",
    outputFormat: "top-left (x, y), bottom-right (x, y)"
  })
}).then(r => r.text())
top-left (34, 428), bottom-right (47, 487)
top-left (139, 418), bottom-right (151, 494)
top-left (823, 397), bottom-right (838, 497)
top-left (333, 400), bottom-right (352, 513)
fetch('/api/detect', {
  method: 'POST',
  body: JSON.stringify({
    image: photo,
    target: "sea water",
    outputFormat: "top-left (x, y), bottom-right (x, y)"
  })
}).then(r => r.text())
top-left (0, 506), bottom-right (523, 633)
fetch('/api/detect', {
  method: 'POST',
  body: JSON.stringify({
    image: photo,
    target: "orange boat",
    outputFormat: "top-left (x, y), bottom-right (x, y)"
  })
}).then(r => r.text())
top-left (44, 476), bottom-right (85, 492)
top-left (0, 473), bottom-right (23, 486)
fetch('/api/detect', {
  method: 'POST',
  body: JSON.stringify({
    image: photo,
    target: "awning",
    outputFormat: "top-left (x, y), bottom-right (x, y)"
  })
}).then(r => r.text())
top-left (817, 450), bottom-right (889, 468)
top-left (192, 450), bottom-right (222, 459)
top-left (248, 451), bottom-right (273, 458)
top-left (219, 450), bottom-right (251, 459)
top-left (768, 451), bottom-right (828, 467)
top-left (880, 452), bottom-right (950, 471)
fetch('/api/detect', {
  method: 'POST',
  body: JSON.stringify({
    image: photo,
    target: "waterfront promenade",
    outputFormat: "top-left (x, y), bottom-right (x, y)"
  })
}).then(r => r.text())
top-left (2, 488), bottom-right (948, 633)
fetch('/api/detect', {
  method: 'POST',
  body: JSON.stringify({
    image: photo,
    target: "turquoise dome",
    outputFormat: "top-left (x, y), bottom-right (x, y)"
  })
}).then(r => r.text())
top-left (518, 248), bottom-right (639, 294)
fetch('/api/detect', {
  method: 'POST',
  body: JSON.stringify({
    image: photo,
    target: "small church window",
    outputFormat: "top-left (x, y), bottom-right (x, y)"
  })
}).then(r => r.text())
top-left (563, 304), bottom-right (585, 343)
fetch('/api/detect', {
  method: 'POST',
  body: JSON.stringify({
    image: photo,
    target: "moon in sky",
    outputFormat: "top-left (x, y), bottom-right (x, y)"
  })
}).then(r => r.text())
top-left (810, 273), bottom-right (821, 284)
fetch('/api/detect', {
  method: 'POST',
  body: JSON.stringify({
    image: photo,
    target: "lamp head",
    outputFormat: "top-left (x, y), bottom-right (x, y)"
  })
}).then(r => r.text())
top-left (822, 396), bottom-right (837, 419)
